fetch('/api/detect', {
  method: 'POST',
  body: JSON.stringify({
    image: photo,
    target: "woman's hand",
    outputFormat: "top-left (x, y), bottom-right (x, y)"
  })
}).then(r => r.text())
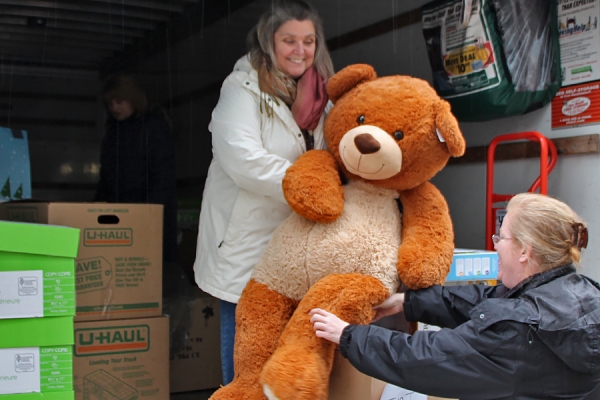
top-left (309, 308), bottom-right (349, 345)
top-left (372, 293), bottom-right (405, 322)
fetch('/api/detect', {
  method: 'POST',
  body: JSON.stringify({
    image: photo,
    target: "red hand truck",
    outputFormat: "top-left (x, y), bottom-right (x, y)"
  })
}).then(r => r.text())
top-left (485, 131), bottom-right (558, 251)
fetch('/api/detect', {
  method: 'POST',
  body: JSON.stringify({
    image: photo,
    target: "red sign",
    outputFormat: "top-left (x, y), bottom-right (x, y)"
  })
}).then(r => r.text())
top-left (552, 81), bottom-right (600, 129)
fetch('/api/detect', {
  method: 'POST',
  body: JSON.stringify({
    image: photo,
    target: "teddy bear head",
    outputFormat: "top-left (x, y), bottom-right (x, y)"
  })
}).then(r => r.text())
top-left (325, 64), bottom-right (466, 191)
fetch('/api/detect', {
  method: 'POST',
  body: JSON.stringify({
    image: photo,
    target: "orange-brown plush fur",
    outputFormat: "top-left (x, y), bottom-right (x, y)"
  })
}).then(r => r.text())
top-left (209, 64), bottom-right (466, 400)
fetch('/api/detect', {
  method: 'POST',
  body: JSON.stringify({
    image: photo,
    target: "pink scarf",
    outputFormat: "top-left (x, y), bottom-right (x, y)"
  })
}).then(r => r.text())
top-left (292, 67), bottom-right (328, 131)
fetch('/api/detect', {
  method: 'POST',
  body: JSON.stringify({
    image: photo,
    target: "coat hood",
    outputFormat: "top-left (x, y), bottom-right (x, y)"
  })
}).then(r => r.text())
top-left (233, 54), bottom-right (253, 74)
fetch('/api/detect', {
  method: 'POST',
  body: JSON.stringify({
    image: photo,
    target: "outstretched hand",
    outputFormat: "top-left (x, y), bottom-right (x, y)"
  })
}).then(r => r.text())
top-left (309, 308), bottom-right (349, 345)
top-left (372, 292), bottom-right (405, 322)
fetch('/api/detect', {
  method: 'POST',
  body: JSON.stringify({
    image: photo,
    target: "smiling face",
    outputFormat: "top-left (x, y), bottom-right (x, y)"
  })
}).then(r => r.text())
top-left (495, 211), bottom-right (532, 289)
top-left (274, 19), bottom-right (316, 78)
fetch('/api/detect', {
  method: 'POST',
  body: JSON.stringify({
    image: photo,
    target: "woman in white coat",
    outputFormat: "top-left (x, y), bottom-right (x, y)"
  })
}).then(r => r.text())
top-left (193, 0), bottom-right (334, 385)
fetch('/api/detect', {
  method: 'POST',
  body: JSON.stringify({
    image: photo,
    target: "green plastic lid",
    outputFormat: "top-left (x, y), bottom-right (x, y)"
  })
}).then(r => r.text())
top-left (0, 316), bottom-right (74, 348)
top-left (0, 220), bottom-right (79, 259)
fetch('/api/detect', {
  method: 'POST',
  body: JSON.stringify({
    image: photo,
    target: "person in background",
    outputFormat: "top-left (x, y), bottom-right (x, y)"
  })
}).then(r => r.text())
top-left (95, 74), bottom-right (179, 297)
top-left (311, 192), bottom-right (600, 399)
top-left (193, 0), bottom-right (334, 385)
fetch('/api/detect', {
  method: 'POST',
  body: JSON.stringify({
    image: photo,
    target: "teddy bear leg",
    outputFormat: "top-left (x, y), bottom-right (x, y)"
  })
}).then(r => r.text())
top-left (209, 279), bottom-right (297, 400)
top-left (260, 273), bottom-right (389, 400)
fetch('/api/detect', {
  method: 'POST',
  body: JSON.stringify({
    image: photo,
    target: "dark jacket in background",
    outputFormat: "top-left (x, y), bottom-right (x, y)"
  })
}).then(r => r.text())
top-left (95, 108), bottom-right (178, 272)
top-left (340, 265), bottom-right (600, 399)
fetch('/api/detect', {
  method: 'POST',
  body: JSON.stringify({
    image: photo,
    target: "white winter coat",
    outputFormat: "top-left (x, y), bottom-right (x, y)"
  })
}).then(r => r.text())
top-left (194, 55), bottom-right (328, 303)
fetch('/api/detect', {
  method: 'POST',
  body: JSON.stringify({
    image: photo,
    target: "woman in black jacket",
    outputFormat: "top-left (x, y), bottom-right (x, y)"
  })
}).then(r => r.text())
top-left (95, 75), bottom-right (178, 296)
top-left (310, 192), bottom-right (600, 399)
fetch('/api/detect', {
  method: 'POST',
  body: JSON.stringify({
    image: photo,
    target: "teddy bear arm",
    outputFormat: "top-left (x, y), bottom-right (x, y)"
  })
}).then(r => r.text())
top-left (397, 182), bottom-right (454, 289)
top-left (283, 149), bottom-right (345, 223)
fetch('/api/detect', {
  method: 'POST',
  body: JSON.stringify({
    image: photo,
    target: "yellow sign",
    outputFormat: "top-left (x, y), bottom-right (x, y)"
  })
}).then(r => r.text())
top-left (444, 45), bottom-right (490, 76)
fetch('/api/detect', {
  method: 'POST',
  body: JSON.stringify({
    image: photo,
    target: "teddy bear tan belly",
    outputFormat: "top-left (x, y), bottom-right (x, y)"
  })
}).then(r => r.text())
top-left (252, 180), bottom-right (401, 301)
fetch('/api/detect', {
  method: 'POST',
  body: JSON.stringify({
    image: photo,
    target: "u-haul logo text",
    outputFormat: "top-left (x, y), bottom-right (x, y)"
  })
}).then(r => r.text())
top-left (84, 229), bottom-right (133, 247)
top-left (74, 325), bottom-right (149, 356)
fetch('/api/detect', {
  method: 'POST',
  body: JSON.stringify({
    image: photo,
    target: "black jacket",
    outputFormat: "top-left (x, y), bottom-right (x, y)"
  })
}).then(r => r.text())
top-left (95, 108), bottom-right (178, 266)
top-left (340, 265), bottom-right (600, 399)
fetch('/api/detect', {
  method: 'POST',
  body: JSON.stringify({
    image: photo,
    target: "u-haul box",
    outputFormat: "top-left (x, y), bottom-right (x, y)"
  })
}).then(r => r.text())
top-left (0, 203), bottom-right (163, 321)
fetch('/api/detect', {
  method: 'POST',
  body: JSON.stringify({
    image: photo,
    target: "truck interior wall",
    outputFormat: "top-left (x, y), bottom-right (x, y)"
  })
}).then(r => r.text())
top-left (112, 6), bottom-right (600, 281)
top-left (2, 1), bottom-right (596, 280)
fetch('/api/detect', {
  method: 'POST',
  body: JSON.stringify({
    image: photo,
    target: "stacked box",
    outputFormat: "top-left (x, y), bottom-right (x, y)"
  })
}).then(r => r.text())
top-left (72, 316), bottom-right (170, 400)
top-left (169, 294), bottom-right (221, 392)
top-left (0, 203), bottom-right (163, 322)
top-left (0, 204), bottom-right (170, 397)
top-left (0, 221), bottom-right (78, 319)
top-left (0, 221), bottom-right (79, 400)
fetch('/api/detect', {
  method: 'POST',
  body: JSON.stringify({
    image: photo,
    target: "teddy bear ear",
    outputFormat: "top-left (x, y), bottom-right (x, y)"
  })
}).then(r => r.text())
top-left (327, 64), bottom-right (377, 103)
top-left (434, 99), bottom-right (466, 157)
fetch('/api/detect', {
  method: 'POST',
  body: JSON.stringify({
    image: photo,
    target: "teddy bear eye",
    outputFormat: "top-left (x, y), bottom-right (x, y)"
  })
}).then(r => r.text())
top-left (356, 115), bottom-right (365, 125)
top-left (394, 130), bottom-right (404, 140)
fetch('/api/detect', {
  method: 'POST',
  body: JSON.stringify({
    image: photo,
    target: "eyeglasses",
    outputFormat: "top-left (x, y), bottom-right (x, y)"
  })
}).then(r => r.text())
top-left (491, 234), bottom-right (513, 245)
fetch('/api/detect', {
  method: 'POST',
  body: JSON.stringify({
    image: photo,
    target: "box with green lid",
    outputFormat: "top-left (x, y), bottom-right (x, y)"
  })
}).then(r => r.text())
top-left (0, 317), bottom-right (74, 396)
top-left (1, 391), bottom-right (74, 400)
top-left (0, 220), bottom-right (79, 319)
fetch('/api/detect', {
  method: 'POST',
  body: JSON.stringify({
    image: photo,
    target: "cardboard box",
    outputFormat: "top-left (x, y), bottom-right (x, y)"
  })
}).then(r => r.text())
top-left (0, 316), bottom-right (74, 396)
top-left (446, 249), bottom-right (499, 282)
top-left (0, 203), bottom-right (163, 321)
top-left (328, 350), bottom-right (457, 400)
top-left (329, 351), bottom-right (386, 400)
top-left (169, 295), bottom-right (221, 392)
top-left (73, 316), bottom-right (169, 400)
top-left (0, 221), bottom-right (78, 319)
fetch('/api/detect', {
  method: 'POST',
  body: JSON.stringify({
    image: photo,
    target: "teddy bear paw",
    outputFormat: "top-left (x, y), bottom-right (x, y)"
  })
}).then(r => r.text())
top-left (260, 346), bottom-right (329, 400)
top-left (263, 385), bottom-right (279, 400)
top-left (209, 381), bottom-right (264, 400)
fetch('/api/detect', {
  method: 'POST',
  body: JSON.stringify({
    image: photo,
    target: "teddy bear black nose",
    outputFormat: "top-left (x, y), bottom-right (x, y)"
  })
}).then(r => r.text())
top-left (354, 133), bottom-right (381, 154)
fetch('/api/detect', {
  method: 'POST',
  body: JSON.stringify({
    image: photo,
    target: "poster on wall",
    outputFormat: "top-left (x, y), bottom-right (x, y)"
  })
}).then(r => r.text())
top-left (0, 127), bottom-right (31, 202)
top-left (558, 0), bottom-right (600, 86)
top-left (551, 80), bottom-right (600, 128)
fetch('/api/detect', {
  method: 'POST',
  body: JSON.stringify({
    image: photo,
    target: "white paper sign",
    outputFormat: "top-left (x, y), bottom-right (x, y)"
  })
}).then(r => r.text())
top-left (0, 270), bottom-right (43, 318)
top-left (380, 383), bottom-right (427, 400)
top-left (558, 0), bottom-right (600, 85)
top-left (0, 347), bottom-right (40, 394)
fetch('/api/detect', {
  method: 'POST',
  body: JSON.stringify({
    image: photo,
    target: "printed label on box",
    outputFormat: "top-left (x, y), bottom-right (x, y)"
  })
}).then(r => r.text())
top-left (0, 270), bottom-right (75, 319)
top-left (15, 352), bottom-right (35, 372)
top-left (18, 276), bottom-right (39, 295)
top-left (0, 347), bottom-right (40, 394)
top-left (417, 322), bottom-right (441, 332)
top-left (0, 270), bottom-right (43, 318)
top-left (380, 383), bottom-right (427, 399)
top-left (43, 271), bottom-right (76, 317)
top-left (75, 257), bottom-right (113, 294)
top-left (40, 347), bottom-right (74, 391)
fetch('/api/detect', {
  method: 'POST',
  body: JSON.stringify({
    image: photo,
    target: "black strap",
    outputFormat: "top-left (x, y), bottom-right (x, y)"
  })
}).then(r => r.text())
top-left (301, 129), bottom-right (314, 151)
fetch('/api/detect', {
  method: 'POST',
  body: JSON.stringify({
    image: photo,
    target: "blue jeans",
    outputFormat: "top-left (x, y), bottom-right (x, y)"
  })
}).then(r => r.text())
top-left (220, 300), bottom-right (237, 385)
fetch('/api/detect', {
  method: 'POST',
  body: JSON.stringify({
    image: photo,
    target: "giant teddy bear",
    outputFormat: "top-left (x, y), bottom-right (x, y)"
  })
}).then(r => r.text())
top-left (210, 64), bottom-right (466, 400)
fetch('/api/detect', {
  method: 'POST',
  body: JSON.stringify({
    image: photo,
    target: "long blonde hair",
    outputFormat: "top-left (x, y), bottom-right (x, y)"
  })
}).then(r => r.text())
top-left (506, 193), bottom-right (588, 270)
top-left (247, 0), bottom-right (334, 105)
